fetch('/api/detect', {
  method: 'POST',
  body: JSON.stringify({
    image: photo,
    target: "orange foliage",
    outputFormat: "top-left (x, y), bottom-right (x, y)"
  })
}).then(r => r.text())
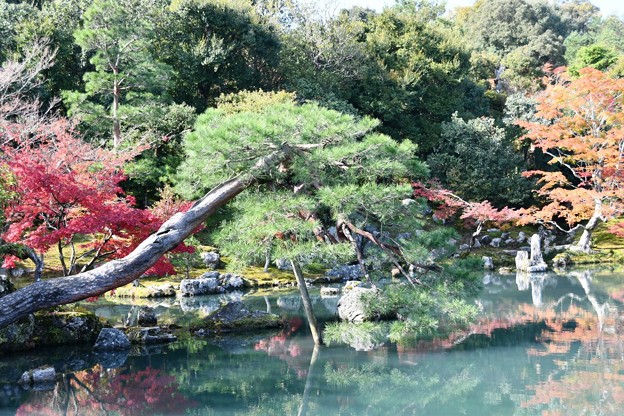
top-left (517, 68), bottom-right (624, 229)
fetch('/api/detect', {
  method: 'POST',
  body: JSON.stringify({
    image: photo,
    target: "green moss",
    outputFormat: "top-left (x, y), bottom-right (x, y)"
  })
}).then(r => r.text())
top-left (553, 249), bottom-right (624, 266)
top-left (107, 282), bottom-right (176, 298)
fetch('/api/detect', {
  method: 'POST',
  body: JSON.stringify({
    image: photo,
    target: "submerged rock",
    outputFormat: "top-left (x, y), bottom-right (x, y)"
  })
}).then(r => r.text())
top-left (93, 328), bottom-right (131, 351)
top-left (320, 286), bottom-right (340, 297)
top-left (482, 256), bottom-right (494, 270)
top-left (137, 307), bottom-right (157, 326)
top-left (195, 301), bottom-right (283, 333)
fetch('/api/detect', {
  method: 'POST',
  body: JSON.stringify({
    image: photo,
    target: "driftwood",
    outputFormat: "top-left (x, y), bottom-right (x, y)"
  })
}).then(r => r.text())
top-left (0, 148), bottom-right (291, 329)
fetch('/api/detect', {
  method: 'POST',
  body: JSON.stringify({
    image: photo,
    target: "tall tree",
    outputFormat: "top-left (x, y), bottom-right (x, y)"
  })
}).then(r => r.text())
top-left (517, 67), bottom-right (624, 252)
top-left (63, 0), bottom-right (173, 147)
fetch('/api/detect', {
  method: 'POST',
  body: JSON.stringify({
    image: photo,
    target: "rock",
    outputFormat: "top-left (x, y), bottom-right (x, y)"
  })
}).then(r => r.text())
top-left (0, 275), bottom-right (15, 298)
top-left (482, 256), bottom-right (494, 270)
top-left (196, 302), bottom-right (283, 332)
top-left (0, 315), bottom-right (35, 352)
top-left (275, 258), bottom-right (292, 270)
top-left (517, 231), bottom-right (527, 243)
top-left (320, 286), bottom-right (340, 297)
top-left (480, 235), bottom-right (492, 245)
top-left (553, 253), bottom-right (572, 268)
top-left (459, 244), bottom-right (470, 251)
top-left (490, 238), bottom-right (502, 248)
top-left (137, 307), bottom-right (157, 326)
top-left (472, 239), bottom-right (482, 248)
top-left (93, 328), bottom-right (131, 351)
top-left (325, 264), bottom-right (364, 282)
top-left (337, 286), bottom-right (380, 323)
top-left (487, 228), bottom-right (499, 233)
top-left (201, 251), bottom-right (221, 269)
top-left (500, 232), bottom-right (510, 240)
top-left (505, 238), bottom-right (516, 246)
top-left (126, 327), bottom-right (177, 344)
top-left (219, 273), bottom-right (244, 289)
top-left (201, 271), bottom-right (221, 279)
top-left (180, 277), bottom-right (224, 296)
top-left (19, 367), bottom-right (56, 386)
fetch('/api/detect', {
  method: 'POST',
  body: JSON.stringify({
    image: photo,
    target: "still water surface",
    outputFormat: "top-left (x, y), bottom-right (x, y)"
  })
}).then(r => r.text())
top-left (2, 268), bottom-right (624, 415)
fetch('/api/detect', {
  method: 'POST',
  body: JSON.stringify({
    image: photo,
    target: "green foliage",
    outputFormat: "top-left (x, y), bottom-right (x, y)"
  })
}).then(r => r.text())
top-left (156, 0), bottom-right (281, 112)
top-left (428, 113), bottom-right (533, 207)
top-left (569, 44), bottom-right (619, 76)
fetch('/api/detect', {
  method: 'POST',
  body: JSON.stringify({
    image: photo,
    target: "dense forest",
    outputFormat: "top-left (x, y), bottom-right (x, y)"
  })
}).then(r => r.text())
top-left (1, 0), bottom-right (624, 332)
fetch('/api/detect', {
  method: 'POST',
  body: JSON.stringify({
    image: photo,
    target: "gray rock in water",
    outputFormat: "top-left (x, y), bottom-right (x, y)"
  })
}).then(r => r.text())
top-left (201, 251), bottom-right (221, 269)
top-left (94, 350), bottom-right (129, 369)
top-left (198, 302), bottom-right (283, 332)
top-left (482, 256), bottom-right (494, 270)
top-left (93, 328), bottom-right (131, 351)
top-left (180, 277), bottom-right (224, 296)
top-left (320, 286), bottom-right (340, 297)
top-left (127, 327), bottom-right (177, 344)
top-left (137, 307), bottom-right (157, 326)
top-left (19, 366), bottom-right (57, 386)
top-left (326, 264), bottom-right (364, 282)
top-left (337, 286), bottom-right (379, 323)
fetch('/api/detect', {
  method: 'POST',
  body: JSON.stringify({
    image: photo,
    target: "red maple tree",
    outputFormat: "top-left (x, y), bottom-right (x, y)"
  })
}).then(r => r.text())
top-left (1, 119), bottom-right (191, 276)
top-left (412, 181), bottom-right (518, 246)
top-left (516, 67), bottom-right (624, 252)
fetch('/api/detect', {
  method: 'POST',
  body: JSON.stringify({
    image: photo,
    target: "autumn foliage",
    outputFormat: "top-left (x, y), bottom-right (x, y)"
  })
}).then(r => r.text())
top-left (516, 67), bottom-right (624, 250)
top-left (0, 119), bottom-right (192, 275)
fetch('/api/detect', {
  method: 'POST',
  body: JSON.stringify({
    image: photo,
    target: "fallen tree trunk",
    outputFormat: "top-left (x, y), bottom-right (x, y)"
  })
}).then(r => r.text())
top-left (0, 148), bottom-right (290, 329)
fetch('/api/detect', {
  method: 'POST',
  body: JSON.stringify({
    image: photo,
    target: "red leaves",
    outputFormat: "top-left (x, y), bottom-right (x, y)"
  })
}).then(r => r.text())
top-left (412, 181), bottom-right (518, 227)
top-left (0, 118), bottom-right (192, 275)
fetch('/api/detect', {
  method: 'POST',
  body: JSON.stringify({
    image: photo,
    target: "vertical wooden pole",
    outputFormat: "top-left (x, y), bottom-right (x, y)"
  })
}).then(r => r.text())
top-left (291, 260), bottom-right (323, 346)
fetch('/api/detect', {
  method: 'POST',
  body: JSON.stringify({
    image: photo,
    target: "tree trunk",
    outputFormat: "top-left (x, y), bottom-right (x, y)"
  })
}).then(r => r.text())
top-left (0, 148), bottom-right (292, 329)
top-left (112, 77), bottom-right (121, 148)
top-left (291, 259), bottom-right (323, 346)
top-left (570, 199), bottom-right (603, 253)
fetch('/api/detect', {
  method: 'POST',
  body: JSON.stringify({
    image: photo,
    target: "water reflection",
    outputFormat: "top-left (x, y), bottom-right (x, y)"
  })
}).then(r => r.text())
top-left (2, 269), bottom-right (624, 415)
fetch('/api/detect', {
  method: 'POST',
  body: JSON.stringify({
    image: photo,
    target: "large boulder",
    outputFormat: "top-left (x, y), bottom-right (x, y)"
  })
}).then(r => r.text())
top-left (1, 310), bottom-right (102, 353)
top-left (195, 301), bottom-right (283, 333)
top-left (180, 275), bottom-right (223, 296)
top-left (219, 273), bottom-right (244, 290)
top-left (93, 328), bottom-right (131, 351)
top-left (337, 286), bottom-right (379, 323)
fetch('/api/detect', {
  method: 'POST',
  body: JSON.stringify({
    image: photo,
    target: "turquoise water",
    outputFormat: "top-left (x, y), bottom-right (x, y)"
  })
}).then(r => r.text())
top-left (2, 268), bottom-right (624, 415)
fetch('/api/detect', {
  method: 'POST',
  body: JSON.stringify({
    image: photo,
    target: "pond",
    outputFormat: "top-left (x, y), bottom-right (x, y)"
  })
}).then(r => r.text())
top-left (1, 267), bottom-right (624, 415)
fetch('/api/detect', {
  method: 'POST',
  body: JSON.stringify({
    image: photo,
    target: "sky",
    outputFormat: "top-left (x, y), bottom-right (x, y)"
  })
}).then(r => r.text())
top-left (336, 0), bottom-right (624, 17)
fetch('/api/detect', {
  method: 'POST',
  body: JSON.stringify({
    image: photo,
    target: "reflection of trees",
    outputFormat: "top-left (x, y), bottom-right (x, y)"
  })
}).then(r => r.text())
top-left (15, 365), bottom-right (194, 416)
top-left (521, 269), bottom-right (624, 415)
